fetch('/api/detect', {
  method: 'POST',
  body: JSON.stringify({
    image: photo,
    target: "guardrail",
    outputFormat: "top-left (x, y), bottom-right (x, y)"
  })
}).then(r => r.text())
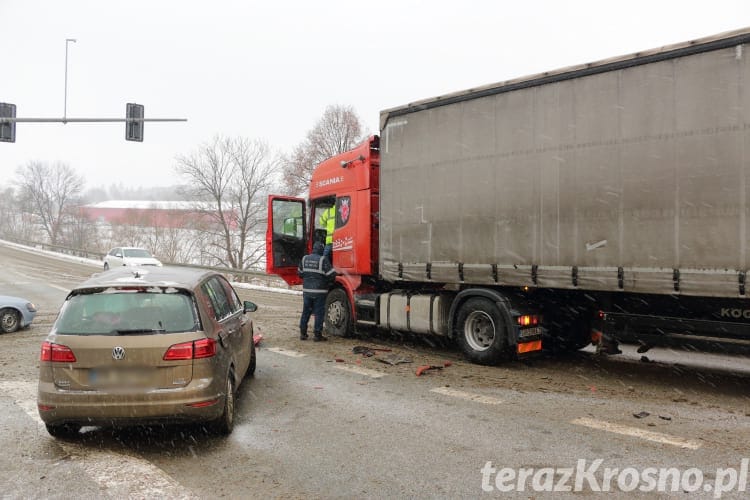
top-left (5, 237), bottom-right (106, 261)
top-left (1, 236), bottom-right (293, 289)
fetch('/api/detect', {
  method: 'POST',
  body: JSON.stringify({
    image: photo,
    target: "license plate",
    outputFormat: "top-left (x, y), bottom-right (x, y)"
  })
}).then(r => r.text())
top-left (518, 326), bottom-right (543, 338)
top-left (89, 367), bottom-right (152, 389)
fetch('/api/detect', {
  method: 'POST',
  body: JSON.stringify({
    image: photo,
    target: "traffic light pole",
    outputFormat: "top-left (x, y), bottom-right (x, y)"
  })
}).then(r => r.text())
top-left (0, 39), bottom-right (186, 142)
top-left (2, 118), bottom-right (187, 123)
top-left (63, 38), bottom-right (76, 124)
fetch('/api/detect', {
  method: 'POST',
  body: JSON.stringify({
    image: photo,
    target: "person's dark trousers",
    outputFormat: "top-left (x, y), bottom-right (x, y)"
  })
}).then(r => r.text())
top-left (312, 293), bottom-right (326, 336)
top-left (299, 293), bottom-right (327, 339)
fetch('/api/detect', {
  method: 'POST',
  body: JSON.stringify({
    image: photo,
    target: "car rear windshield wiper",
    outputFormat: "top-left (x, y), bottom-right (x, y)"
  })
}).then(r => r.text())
top-left (115, 328), bottom-right (167, 335)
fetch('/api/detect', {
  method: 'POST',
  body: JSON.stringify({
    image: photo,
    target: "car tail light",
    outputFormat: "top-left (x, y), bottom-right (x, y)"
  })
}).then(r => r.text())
top-left (163, 338), bottom-right (216, 360)
top-left (193, 338), bottom-right (216, 359)
top-left (40, 341), bottom-right (77, 362)
top-left (517, 314), bottom-right (540, 327)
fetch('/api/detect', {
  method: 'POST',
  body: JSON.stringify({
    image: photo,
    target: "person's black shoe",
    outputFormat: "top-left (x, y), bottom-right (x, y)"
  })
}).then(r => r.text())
top-left (313, 334), bottom-right (328, 342)
top-left (300, 333), bottom-right (309, 340)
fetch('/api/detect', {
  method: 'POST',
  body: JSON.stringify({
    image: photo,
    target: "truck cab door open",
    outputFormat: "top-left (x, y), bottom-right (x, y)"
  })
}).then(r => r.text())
top-left (266, 196), bottom-right (306, 286)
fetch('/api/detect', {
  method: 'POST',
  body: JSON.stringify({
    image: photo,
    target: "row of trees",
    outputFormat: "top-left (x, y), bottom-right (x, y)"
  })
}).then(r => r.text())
top-left (1, 105), bottom-right (367, 271)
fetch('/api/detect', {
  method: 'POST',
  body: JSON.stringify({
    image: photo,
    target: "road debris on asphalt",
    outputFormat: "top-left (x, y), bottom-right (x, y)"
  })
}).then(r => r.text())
top-left (633, 411), bottom-right (651, 419)
top-left (415, 361), bottom-right (453, 376)
top-left (376, 354), bottom-right (412, 366)
top-left (352, 345), bottom-right (392, 357)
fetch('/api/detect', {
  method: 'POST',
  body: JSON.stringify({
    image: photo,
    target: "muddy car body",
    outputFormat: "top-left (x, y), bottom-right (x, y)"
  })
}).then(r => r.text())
top-left (37, 266), bottom-right (257, 437)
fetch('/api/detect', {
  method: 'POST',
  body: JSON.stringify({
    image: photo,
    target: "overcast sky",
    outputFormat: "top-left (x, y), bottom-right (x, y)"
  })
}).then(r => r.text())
top-left (1, 0), bottom-right (748, 190)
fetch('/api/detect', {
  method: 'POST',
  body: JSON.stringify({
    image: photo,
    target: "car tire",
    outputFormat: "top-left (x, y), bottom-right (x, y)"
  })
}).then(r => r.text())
top-left (211, 372), bottom-right (235, 435)
top-left (455, 297), bottom-right (509, 365)
top-left (45, 423), bottom-right (81, 438)
top-left (0, 308), bottom-right (20, 333)
top-left (103, 262), bottom-right (109, 270)
top-left (324, 288), bottom-right (353, 337)
top-left (246, 340), bottom-right (256, 378)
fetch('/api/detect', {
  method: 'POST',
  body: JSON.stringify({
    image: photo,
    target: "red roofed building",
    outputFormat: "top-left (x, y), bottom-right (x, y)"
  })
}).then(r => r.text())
top-left (79, 201), bottom-right (233, 229)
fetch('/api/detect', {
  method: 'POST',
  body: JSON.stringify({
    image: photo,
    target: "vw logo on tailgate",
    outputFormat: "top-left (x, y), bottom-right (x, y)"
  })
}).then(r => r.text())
top-left (112, 346), bottom-right (126, 360)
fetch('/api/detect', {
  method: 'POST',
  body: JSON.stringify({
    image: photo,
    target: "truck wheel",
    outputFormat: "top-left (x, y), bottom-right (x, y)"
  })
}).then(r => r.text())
top-left (325, 288), bottom-right (353, 337)
top-left (455, 298), bottom-right (509, 365)
top-left (0, 308), bottom-right (20, 333)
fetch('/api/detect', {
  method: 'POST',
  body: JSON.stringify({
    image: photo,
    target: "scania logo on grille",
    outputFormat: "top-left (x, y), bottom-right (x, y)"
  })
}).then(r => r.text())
top-left (112, 346), bottom-right (126, 360)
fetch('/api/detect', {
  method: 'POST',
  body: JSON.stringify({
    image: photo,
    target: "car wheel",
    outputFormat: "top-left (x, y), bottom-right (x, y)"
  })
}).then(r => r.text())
top-left (455, 297), bottom-right (509, 365)
top-left (45, 423), bottom-right (81, 439)
top-left (103, 262), bottom-right (109, 270)
top-left (324, 288), bottom-right (353, 337)
top-left (0, 308), bottom-right (20, 333)
top-left (246, 340), bottom-right (256, 378)
top-left (211, 372), bottom-right (235, 435)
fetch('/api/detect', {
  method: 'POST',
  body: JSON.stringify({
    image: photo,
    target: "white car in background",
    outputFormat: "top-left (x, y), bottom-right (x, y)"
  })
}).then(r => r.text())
top-left (103, 247), bottom-right (163, 270)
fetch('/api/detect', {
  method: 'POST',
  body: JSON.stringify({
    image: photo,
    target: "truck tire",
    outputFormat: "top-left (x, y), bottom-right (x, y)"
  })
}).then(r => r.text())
top-left (455, 297), bottom-right (509, 365)
top-left (324, 288), bottom-right (353, 337)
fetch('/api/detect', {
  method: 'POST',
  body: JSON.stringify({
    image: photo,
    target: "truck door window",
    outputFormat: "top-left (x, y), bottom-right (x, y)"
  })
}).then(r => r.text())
top-left (271, 198), bottom-right (305, 267)
top-left (313, 198), bottom-right (336, 245)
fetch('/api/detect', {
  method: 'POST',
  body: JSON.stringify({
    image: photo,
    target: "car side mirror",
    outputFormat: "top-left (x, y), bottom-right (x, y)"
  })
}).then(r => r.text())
top-left (244, 301), bottom-right (258, 313)
top-left (115, 253), bottom-right (123, 258)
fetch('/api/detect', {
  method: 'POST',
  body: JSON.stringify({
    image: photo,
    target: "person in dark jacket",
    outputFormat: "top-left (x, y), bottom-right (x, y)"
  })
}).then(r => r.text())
top-left (298, 241), bottom-right (336, 341)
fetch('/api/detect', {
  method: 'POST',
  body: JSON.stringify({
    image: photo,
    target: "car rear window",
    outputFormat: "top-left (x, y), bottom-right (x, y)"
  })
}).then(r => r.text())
top-left (54, 289), bottom-right (198, 336)
top-left (123, 248), bottom-right (152, 258)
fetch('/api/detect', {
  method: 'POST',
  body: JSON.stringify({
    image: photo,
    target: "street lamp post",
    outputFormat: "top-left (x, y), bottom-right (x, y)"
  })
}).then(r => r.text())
top-left (63, 38), bottom-right (77, 124)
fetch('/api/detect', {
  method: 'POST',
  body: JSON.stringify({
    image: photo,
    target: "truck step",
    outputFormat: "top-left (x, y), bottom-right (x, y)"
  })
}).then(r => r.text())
top-left (356, 319), bottom-right (377, 326)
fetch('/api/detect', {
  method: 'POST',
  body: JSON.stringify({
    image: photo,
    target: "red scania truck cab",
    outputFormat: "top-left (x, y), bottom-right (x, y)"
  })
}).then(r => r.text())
top-left (266, 135), bottom-right (544, 363)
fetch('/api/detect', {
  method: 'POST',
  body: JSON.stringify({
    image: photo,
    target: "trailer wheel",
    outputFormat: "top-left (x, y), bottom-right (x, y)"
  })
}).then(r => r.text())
top-left (324, 288), bottom-right (353, 337)
top-left (455, 298), bottom-right (509, 365)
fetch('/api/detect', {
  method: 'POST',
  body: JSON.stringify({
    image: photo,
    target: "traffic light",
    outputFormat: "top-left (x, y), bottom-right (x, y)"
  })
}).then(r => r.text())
top-left (0, 103), bottom-right (16, 143)
top-left (125, 103), bottom-right (144, 142)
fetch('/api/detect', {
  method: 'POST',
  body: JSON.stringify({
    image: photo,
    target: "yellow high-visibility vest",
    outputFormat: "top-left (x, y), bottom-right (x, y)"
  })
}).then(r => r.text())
top-left (319, 206), bottom-right (335, 244)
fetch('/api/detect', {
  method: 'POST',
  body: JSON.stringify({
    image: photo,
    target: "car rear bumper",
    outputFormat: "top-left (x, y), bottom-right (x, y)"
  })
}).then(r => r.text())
top-left (37, 377), bottom-right (226, 426)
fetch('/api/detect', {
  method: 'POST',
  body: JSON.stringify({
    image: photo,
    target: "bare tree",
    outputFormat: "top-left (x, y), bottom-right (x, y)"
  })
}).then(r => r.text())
top-left (282, 104), bottom-right (366, 195)
top-left (15, 161), bottom-right (85, 245)
top-left (63, 209), bottom-right (99, 252)
top-left (175, 136), bottom-right (280, 270)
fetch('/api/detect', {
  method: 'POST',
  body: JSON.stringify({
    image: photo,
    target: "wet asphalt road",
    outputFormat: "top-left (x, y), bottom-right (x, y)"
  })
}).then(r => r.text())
top-left (1, 241), bottom-right (749, 499)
